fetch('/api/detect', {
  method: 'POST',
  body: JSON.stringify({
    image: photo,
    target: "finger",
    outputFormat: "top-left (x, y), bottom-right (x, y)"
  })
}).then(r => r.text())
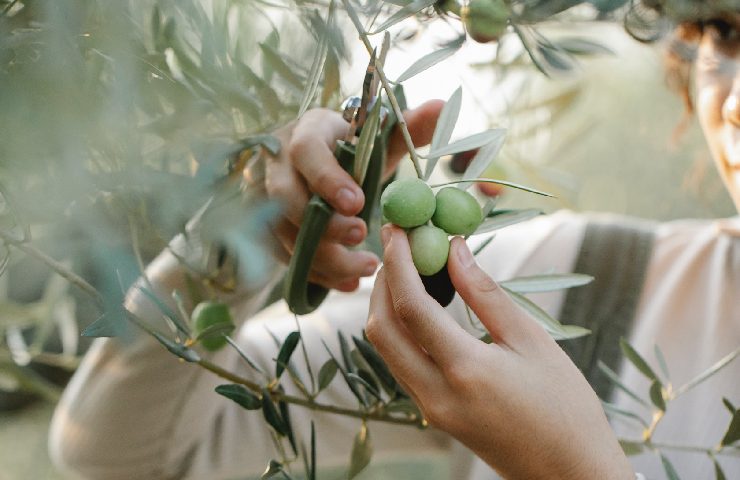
top-left (380, 225), bottom-right (472, 365)
top-left (447, 237), bottom-right (545, 349)
top-left (271, 221), bottom-right (379, 281)
top-left (288, 109), bottom-right (364, 216)
top-left (385, 100), bottom-right (445, 176)
top-left (366, 269), bottom-right (443, 396)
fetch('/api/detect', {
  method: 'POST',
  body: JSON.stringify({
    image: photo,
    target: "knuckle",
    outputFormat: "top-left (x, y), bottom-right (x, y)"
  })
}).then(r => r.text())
top-left (444, 362), bottom-right (476, 390)
top-left (474, 269), bottom-right (500, 294)
top-left (422, 401), bottom-right (451, 430)
top-left (286, 135), bottom-right (311, 163)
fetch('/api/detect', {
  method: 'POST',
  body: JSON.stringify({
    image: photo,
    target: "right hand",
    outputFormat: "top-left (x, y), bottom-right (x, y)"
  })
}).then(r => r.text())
top-left (252, 101), bottom-right (443, 292)
top-left (366, 225), bottom-right (635, 480)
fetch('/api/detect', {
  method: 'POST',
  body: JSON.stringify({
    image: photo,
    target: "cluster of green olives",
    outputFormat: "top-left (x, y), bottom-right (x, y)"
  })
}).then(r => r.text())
top-left (380, 178), bottom-right (483, 277)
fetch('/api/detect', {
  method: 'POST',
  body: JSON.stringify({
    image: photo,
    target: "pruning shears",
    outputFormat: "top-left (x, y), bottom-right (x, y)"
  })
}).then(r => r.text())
top-left (284, 48), bottom-right (406, 315)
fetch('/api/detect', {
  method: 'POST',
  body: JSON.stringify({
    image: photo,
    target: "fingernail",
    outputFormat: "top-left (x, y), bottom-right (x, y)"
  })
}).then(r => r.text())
top-left (456, 240), bottom-right (475, 268)
top-left (335, 188), bottom-right (357, 212)
top-left (344, 227), bottom-right (364, 245)
top-left (381, 224), bottom-right (392, 248)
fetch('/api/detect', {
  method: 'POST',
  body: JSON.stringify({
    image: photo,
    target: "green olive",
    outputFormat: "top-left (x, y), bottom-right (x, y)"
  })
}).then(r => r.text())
top-left (409, 225), bottom-right (450, 276)
top-left (432, 187), bottom-right (482, 236)
top-left (464, 0), bottom-right (510, 43)
top-left (380, 178), bottom-right (436, 228)
top-left (192, 301), bottom-right (234, 351)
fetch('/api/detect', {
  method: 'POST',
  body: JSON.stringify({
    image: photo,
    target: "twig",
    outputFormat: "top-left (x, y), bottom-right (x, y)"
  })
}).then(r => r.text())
top-left (0, 229), bottom-right (104, 309)
top-left (341, 0), bottom-right (423, 178)
top-left (197, 358), bottom-right (423, 427)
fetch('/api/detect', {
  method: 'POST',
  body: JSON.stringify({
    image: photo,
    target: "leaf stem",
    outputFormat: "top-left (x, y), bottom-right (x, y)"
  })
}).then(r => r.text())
top-left (341, 0), bottom-right (423, 178)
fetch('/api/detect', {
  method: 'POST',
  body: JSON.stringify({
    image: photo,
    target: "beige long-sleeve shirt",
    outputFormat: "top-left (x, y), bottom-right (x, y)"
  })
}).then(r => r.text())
top-left (49, 211), bottom-right (740, 479)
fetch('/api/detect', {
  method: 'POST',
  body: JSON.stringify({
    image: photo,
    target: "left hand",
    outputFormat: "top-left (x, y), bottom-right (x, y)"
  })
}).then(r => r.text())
top-left (366, 224), bottom-right (634, 480)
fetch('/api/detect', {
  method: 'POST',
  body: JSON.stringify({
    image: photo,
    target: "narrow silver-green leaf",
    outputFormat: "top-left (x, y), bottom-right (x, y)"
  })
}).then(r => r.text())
top-left (723, 397), bottom-right (736, 414)
top-left (618, 439), bottom-right (645, 456)
top-left (424, 129), bottom-right (505, 160)
top-left (347, 372), bottom-right (382, 401)
top-left (424, 87), bottom-right (462, 180)
top-left (297, 1), bottom-right (333, 118)
top-left (431, 178), bottom-right (553, 197)
top-left (649, 379), bottom-right (666, 411)
top-left (353, 99), bottom-right (382, 185)
top-left (150, 330), bottom-right (200, 362)
top-left (660, 454), bottom-right (681, 480)
top-left (620, 338), bottom-right (659, 382)
top-left (348, 423), bottom-right (373, 479)
top-left (396, 41), bottom-right (461, 83)
top-left (261, 459), bottom-right (284, 479)
top-left (215, 384), bottom-right (261, 410)
top-left (597, 361), bottom-right (650, 408)
top-left (505, 288), bottom-right (590, 340)
top-left (472, 235), bottom-right (496, 257)
top-left (275, 331), bottom-right (301, 379)
top-left (353, 335), bottom-right (398, 395)
top-left (317, 358), bottom-right (338, 392)
top-left (554, 37), bottom-right (614, 56)
top-left (258, 43), bottom-right (304, 92)
top-left (654, 344), bottom-right (671, 382)
top-left (458, 132), bottom-right (507, 190)
top-left (193, 321), bottom-right (235, 342)
top-left (473, 209), bottom-right (543, 235)
top-left (720, 409), bottom-right (740, 446)
top-left (369, 0), bottom-right (436, 34)
top-left (225, 336), bottom-right (266, 376)
top-left (601, 401), bottom-right (649, 429)
top-left (714, 458), bottom-right (728, 480)
top-left (674, 346), bottom-right (740, 398)
top-left (501, 274), bottom-right (593, 294)
top-left (261, 388), bottom-right (288, 437)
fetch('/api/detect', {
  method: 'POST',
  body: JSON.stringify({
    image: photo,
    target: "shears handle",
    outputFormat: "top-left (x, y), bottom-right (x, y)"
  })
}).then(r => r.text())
top-left (284, 87), bottom-right (406, 315)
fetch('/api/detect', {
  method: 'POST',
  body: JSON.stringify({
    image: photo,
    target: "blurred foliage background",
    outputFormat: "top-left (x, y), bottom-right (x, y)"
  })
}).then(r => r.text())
top-left (0, 0), bottom-right (736, 479)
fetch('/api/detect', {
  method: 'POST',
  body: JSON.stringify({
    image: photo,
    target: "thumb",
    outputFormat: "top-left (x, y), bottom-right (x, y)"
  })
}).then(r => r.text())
top-left (385, 99), bottom-right (445, 177)
top-left (447, 237), bottom-right (543, 347)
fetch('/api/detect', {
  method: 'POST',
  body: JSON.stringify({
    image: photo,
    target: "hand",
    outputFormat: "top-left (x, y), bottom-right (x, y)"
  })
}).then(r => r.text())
top-left (366, 225), bottom-right (634, 480)
top-left (250, 101), bottom-right (443, 293)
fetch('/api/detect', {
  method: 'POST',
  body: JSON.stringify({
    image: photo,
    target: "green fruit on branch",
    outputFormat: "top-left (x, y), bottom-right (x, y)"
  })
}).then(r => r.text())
top-left (192, 301), bottom-right (235, 352)
top-left (380, 178), bottom-right (436, 228)
top-left (432, 187), bottom-right (483, 236)
top-left (409, 225), bottom-right (450, 276)
top-left (464, 0), bottom-right (510, 43)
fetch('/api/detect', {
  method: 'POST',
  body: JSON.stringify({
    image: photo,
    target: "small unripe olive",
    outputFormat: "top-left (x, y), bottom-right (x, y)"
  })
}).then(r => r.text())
top-left (380, 178), bottom-right (436, 228)
top-left (432, 187), bottom-right (482, 236)
top-left (465, 0), bottom-right (509, 43)
top-left (409, 225), bottom-right (450, 276)
top-left (192, 301), bottom-right (234, 351)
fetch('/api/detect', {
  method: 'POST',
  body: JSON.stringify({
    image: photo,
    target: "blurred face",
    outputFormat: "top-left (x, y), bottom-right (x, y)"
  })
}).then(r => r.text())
top-left (694, 14), bottom-right (740, 211)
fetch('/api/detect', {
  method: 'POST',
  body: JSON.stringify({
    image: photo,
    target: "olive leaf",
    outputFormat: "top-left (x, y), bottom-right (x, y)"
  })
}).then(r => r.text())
top-left (215, 384), bottom-right (262, 410)
top-left (261, 460), bottom-right (284, 479)
top-left (395, 37), bottom-right (463, 83)
top-left (424, 129), bottom-right (505, 160)
top-left (504, 288), bottom-right (590, 340)
top-left (275, 331), bottom-right (301, 379)
top-left (369, 0), bottom-right (437, 34)
top-left (553, 37), bottom-right (614, 56)
top-left (258, 43), bottom-right (304, 92)
top-left (720, 409), bottom-right (740, 447)
top-left (279, 399), bottom-right (298, 455)
top-left (620, 338), bottom-right (659, 382)
top-left (654, 344), bottom-right (671, 381)
top-left (150, 329), bottom-right (201, 363)
top-left (353, 98), bottom-right (382, 185)
top-left (317, 358), bottom-right (339, 392)
top-left (601, 401), bottom-right (649, 429)
top-left (225, 336), bottom-right (267, 377)
top-left (424, 87), bottom-right (462, 181)
top-left (597, 361), bottom-right (650, 408)
top-left (193, 321), bottom-right (235, 342)
top-left (353, 335), bottom-right (399, 395)
top-left (297, 0), bottom-right (334, 118)
top-left (348, 423), bottom-right (373, 479)
top-left (136, 285), bottom-right (190, 336)
top-left (714, 458), bottom-right (728, 480)
top-left (674, 346), bottom-right (740, 398)
top-left (473, 209), bottom-right (543, 235)
top-left (618, 439), bottom-right (644, 456)
top-left (661, 453), bottom-right (682, 480)
top-left (649, 379), bottom-right (666, 412)
top-left (261, 388), bottom-right (288, 437)
top-left (501, 274), bottom-right (593, 294)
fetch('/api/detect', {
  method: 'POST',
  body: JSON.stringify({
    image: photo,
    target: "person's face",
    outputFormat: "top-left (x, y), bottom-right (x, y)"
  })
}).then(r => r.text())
top-left (694, 13), bottom-right (740, 212)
